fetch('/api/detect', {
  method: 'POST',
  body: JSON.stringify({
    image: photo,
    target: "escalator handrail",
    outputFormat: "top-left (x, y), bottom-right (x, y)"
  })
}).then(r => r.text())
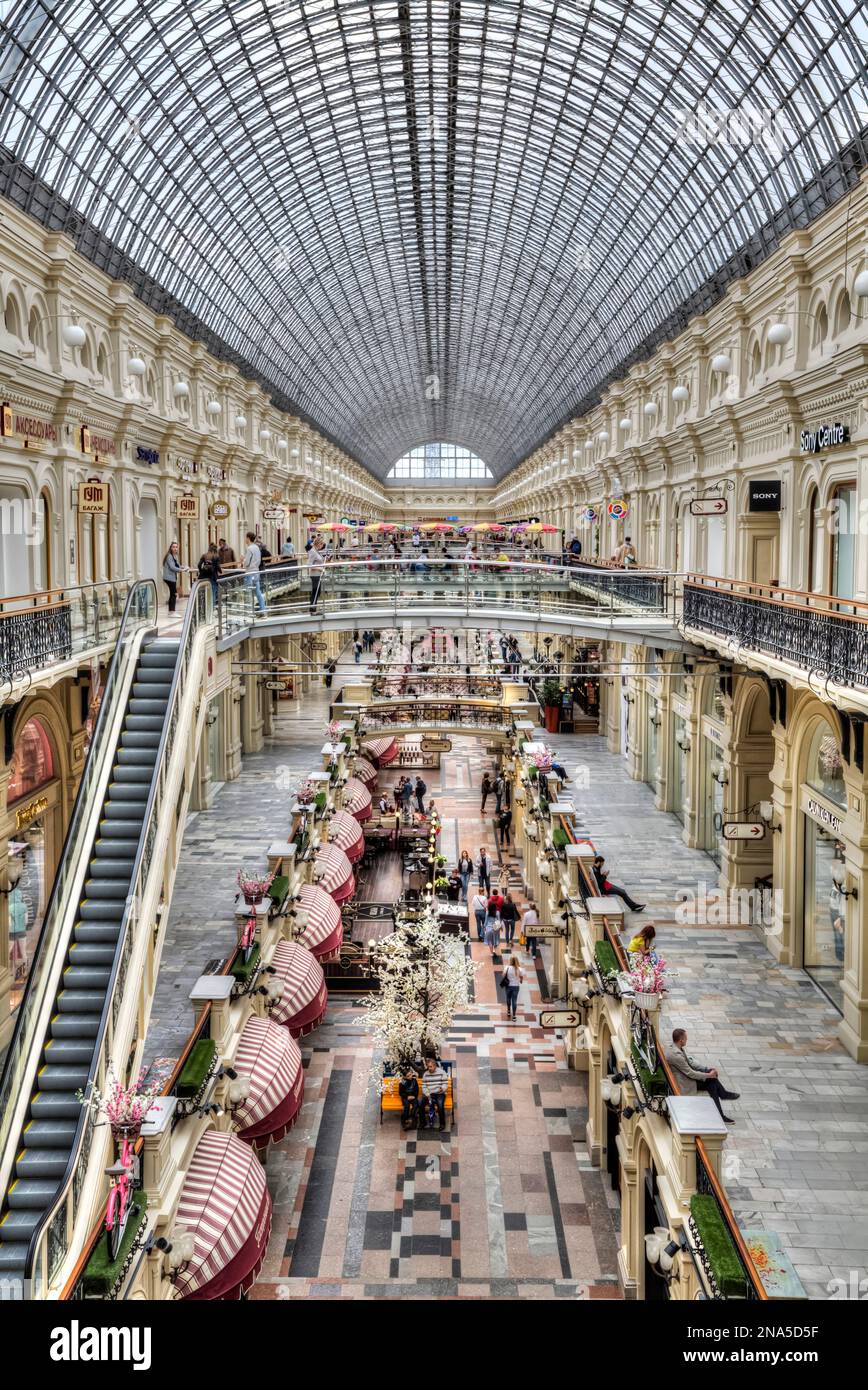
top-left (0, 581), bottom-right (157, 1171)
top-left (21, 581), bottom-right (212, 1287)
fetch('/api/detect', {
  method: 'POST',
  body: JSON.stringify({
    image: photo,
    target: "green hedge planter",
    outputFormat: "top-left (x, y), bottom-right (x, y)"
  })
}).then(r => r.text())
top-left (594, 939), bottom-right (619, 978)
top-left (268, 875), bottom-right (289, 904)
top-left (230, 945), bottom-right (261, 984)
top-left (177, 1038), bottom-right (217, 1098)
top-left (631, 1040), bottom-right (668, 1097)
top-left (81, 1192), bottom-right (148, 1298)
top-left (314, 792), bottom-right (327, 812)
top-left (551, 827), bottom-right (569, 850)
top-left (690, 1193), bottom-right (748, 1298)
top-left (341, 734), bottom-right (352, 748)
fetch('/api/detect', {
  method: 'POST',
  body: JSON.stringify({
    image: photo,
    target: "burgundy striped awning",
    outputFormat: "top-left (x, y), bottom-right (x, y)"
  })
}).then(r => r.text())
top-left (313, 843), bottom-right (355, 903)
top-left (174, 1129), bottom-right (271, 1301)
top-left (353, 756), bottom-right (378, 787)
top-left (363, 735), bottom-right (398, 766)
top-left (295, 882), bottom-right (343, 962)
top-left (328, 809), bottom-right (364, 862)
top-left (270, 940), bottom-right (328, 1036)
top-left (234, 1016), bottom-right (304, 1151)
top-left (342, 777), bottom-right (372, 822)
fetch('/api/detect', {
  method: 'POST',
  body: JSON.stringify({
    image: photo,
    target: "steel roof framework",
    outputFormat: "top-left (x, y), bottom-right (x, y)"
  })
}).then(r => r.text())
top-left (0, 0), bottom-right (865, 479)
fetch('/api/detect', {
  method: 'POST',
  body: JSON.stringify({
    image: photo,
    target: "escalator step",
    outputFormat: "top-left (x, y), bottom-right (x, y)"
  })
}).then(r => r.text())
top-left (73, 921), bottom-right (122, 942)
top-left (50, 1015), bottom-right (100, 1039)
top-left (0, 1243), bottom-right (28, 1274)
top-left (116, 746), bottom-right (158, 766)
top-left (62, 965), bottom-right (111, 990)
top-left (106, 783), bottom-right (149, 802)
top-left (43, 1038), bottom-right (96, 1064)
top-left (0, 1210), bottom-right (44, 1241)
top-left (68, 941), bottom-right (115, 966)
top-left (82, 879), bottom-right (131, 899)
top-left (98, 814), bottom-right (144, 835)
top-left (88, 859), bottom-right (135, 880)
top-left (125, 715), bottom-right (166, 733)
top-left (7, 1180), bottom-right (59, 1210)
top-left (31, 1093), bottom-right (82, 1120)
top-left (139, 651), bottom-right (177, 668)
top-left (93, 838), bottom-right (139, 858)
top-left (78, 901), bottom-right (125, 921)
top-left (113, 765), bottom-right (154, 784)
top-left (15, 1149), bottom-right (69, 1178)
top-left (56, 990), bottom-right (105, 1013)
top-left (128, 698), bottom-right (168, 715)
top-left (21, 1120), bottom-right (78, 1148)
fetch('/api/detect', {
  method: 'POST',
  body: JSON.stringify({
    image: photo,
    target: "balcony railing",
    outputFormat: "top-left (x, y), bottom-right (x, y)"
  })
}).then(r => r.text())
top-left (683, 574), bottom-right (868, 690)
top-left (0, 580), bottom-right (134, 690)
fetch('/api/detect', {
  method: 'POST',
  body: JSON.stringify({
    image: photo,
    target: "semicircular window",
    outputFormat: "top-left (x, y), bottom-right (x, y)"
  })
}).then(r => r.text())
top-left (387, 444), bottom-right (492, 481)
top-left (806, 723), bottom-right (846, 809)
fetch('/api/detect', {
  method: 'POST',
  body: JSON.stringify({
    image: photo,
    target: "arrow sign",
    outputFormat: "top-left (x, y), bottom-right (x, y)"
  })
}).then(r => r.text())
top-left (722, 821), bottom-right (765, 840)
top-left (539, 1009), bottom-right (581, 1029)
top-left (690, 497), bottom-right (728, 516)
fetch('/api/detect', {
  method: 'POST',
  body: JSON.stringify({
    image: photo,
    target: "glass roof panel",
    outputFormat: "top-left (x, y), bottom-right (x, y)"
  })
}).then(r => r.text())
top-left (0, 1), bottom-right (865, 478)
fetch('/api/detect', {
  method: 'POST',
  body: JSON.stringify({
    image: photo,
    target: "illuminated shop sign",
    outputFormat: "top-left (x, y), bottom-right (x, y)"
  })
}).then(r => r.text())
top-left (800, 422), bottom-right (850, 454)
top-left (15, 794), bottom-right (48, 831)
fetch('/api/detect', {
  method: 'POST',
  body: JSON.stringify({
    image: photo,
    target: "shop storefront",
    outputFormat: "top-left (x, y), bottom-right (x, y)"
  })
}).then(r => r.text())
top-left (4, 717), bottom-right (60, 1015)
top-left (800, 724), bottom-right (848, 1012)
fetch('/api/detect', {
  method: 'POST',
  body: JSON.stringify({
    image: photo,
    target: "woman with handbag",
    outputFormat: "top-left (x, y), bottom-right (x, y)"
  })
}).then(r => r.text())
top-left (501, 956), bottom-right (523, 1021)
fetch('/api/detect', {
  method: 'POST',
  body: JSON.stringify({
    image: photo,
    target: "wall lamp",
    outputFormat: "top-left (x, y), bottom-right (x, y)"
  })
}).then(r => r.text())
top-left (710, 759), bottom-right (729, 786)
top-left (645, 1227), bottom-right (681, 1284)
top-left (572, 972), bottom-right (601, 1003)
top-left (152, 1228), bottom-right (196, 1283)
top-left (758, 800), bottom-right (781, 833)
top-left (831, 860), bottom-right (858, 900)
top-left (675, 729), bottom-right (691, 753)
top-left (0, 857), bottom-right (23, 895)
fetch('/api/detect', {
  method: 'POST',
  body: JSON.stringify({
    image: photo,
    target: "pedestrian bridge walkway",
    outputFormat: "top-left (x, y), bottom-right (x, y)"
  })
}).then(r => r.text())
top-left (216, 559), bottom-right (689, 653)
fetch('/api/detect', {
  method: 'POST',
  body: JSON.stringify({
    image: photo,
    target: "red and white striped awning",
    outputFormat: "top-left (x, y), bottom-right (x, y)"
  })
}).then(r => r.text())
top-left (362, 735), bottom-right (398, 766)
top-left (353, 756), bottom-right (378, 787)
top-left (295, 882), bottom-right (343, 962)
top-left (328, 809), bottom-right (364, 863)
top-left (342, 777), bottom-right (372, 822)
top-left (174, 1129), bottom-right (271, 1300)
top-left (313, 842), bottom-right (355, 903)
top-left (234, 1016), bottom-right (304, 1151)
top-left (270, 940), bottom-right (328, 1036)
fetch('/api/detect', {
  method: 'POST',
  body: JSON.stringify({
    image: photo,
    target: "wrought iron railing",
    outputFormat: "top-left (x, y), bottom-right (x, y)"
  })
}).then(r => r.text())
top-left (569, 562), bottom-right (669, 612)
top-left (0, 580), bottom-right (133, 690)
top-left (683, 575), bottom-right (868, 690)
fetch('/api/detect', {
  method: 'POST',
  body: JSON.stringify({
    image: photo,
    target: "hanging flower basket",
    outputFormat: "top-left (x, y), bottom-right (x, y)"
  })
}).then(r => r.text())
top-left (237, 867), bottom-right (274, 905)
top-left (633, 991), bottom-right (661, 1011)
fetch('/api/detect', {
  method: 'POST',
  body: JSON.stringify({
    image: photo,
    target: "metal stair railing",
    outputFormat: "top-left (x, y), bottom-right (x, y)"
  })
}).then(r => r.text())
top-left (16, 581), bottom-right (213, 1298)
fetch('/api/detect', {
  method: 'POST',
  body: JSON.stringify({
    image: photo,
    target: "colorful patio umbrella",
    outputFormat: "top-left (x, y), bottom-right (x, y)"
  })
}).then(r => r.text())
top-left (365, 521), bottom-right (396, 531)
top-left (315, 521), bottom-right (350, 531)
top-left (524, 522), bottom-right (559, 533)
top-left (419, 521), bottom-right (454, 532)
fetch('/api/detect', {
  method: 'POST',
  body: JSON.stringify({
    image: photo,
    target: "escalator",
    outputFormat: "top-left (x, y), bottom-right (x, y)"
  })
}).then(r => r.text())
top-left (0, 630), bottom-right (179, 1284)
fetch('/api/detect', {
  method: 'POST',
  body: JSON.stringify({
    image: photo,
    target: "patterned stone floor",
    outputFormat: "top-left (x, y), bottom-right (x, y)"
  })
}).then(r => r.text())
top-left (543, 726), bottom-right (868, 1300)
top-left (146, 635), bottom-right (622, 1299)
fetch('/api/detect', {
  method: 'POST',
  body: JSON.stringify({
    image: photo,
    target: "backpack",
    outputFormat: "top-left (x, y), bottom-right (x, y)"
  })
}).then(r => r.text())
top-left (417, 780), bottom-right (427, 794)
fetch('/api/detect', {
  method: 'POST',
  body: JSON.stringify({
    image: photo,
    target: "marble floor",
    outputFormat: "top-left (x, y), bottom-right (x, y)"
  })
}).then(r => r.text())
top-left (145, 629), bottom-right (868, 1300)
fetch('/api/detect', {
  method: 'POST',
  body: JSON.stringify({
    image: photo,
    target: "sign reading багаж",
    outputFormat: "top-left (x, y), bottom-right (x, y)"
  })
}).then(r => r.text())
top-left (800, 422), bottom-right (850, 454)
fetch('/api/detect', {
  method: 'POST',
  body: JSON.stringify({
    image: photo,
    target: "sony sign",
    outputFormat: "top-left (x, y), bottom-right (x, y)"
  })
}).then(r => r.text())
top-left (800, 422), bottom-right (850, 454)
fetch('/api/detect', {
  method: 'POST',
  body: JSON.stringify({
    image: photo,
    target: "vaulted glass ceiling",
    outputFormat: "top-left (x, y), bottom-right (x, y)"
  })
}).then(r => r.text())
top-left (0, 1), bottom-right (866, 479)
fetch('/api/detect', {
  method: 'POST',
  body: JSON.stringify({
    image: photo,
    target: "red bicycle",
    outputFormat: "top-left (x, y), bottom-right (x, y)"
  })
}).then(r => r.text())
top-left (105, 1126), bottom-right (138, 1261)
top-left (238, 907), bottom-right (257, 963)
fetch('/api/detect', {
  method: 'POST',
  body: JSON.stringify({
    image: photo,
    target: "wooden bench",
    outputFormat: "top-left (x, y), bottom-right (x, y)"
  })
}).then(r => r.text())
top-left (380, 1062), bottom-right (456, 1127)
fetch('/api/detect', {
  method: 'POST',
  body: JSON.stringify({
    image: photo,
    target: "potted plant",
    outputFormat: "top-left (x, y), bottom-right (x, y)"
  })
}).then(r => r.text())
top-left (627, 955), bottom-right (667, 1011)
top-left (237, 867), bottom-right (275, 905)
top-left (433, 875), bottom-right (450, 895)
top-left (541, 677), bottom-right (562, 734)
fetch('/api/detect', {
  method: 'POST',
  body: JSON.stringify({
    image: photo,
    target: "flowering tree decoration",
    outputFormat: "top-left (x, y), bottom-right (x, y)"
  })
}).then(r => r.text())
top-left (532, 748), bottom-right (553, 772)
top-left (237, 866), bottom-right (275, 903)
top-left (363, 900), bottom-right (479, 1070)
top-left (326, 720), bottom-right (342, 742)
top-left (77, 1067), bottom-right (161, 1137)
top-left (296, 778), bottom-right (317, 805)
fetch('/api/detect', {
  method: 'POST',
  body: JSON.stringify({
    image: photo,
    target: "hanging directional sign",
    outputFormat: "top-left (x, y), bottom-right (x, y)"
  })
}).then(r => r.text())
top-left (690, 497), bottom-right (728, 516)
top-left (524, 923), bottom-right (568, 938)
top-left (539, 1009), bottom-right (581, 1029)
top-left (722, 821), bottom-right (765, 841)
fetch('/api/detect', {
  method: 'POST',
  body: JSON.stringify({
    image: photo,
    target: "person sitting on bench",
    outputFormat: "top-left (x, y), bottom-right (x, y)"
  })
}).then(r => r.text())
top-left (592, 855), bottom-right (644, 913)
top-left (666, 1028), bottom-right (740, 1125)
top-left (399, 1066), bottom-right (420, 1130)
top-left (419, 1055), bottom-right (448, 1131)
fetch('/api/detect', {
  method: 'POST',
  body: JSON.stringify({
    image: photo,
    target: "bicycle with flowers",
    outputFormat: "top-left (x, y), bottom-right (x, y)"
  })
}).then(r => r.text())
top-left (77, 1071), bottom-right (159, 1260)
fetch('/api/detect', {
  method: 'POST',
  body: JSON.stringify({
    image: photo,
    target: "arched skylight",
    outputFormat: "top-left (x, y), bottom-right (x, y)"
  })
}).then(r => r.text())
top-left (0, 2), bottom-right (865, 477)
top-left (387, 443), bottom-right (492, 482)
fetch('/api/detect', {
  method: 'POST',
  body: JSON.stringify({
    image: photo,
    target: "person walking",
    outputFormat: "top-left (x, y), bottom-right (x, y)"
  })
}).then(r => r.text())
top-left (353, 637), bottom-right (363, 664)
top-left (521, 900), bottom-right (539, 958)
top-left (197, 543), bottom-right (222, 607)
top-left (497, 863), bottom-right (510, 898)
top-left (471, 887), bottom-right (487, 940)
top-left (400, 776), bottom-right (414, 823)
top-left (480, 772), bottom-right (492, 814)
top-left (484, 899), bottom-right (501, 956)
top-left (497, 806), bottom-right (513, 847)
top-left (476, 846), bottom-right (492, 895)
top-left (458, 849), bottom-right (473, 903)
top-left (494, 772), bottom-right (504, 816)
top-left (162, 541), bottom-right (183, 613)
top-left (242, 531), bottom-right (266, 614)
top-left (414, 776), bottom-right (427, 816)
top-left (307, 538), bottom-right (326, 613)
top-left (501, 892), bottom-right (518, 946)
top-left (665, 1028), bottom-right (740, 1124)
top-left (217, 537), bottom-right (236, 566)
top-left (592, 855), bottom-right (645, 913)
top-left (502, 955), bottom-right (523, 1020)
